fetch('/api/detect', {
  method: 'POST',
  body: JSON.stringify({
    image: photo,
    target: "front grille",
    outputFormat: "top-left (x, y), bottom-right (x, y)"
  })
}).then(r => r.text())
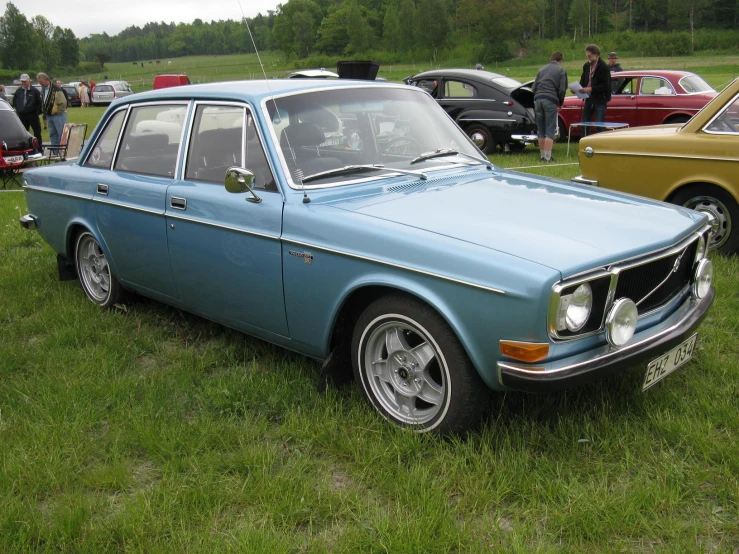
top-left (615, 240), bottom-right (698, 313)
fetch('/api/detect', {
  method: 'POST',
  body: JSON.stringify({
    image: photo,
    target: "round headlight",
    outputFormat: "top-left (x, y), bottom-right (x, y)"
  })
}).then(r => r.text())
top-left (605, 298), bottom-right (638, 347)
top-left (565, 283), bottom-right (593, 332)
top-left (692, 258), bottom-right (713, 299)
top-left (584, 146), bottom-right (594, 158)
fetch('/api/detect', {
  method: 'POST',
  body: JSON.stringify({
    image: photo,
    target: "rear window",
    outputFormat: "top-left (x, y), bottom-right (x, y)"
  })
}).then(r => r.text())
top-left (490, 77), bottom-right (523, 90)
top-left (63, 87), bottom-right (77, 95)
top-left (96, 85), bottom-right (113, 93)
top-left (679, 75), bottom-right (714, 94)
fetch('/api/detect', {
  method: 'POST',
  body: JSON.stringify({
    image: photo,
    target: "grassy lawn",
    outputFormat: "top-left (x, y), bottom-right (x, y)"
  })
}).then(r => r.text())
top-left (1, 137), bottom-right (738, 551)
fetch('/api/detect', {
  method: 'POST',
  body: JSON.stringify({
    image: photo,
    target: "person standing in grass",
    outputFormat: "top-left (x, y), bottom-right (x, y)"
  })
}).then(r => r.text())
top-left (532, 51), bottom-right (567, 163)
top-left (79, 82), bottom-right (90, 107)
top-left (12, 73), bottom-right (43, 151)
top-left (578, 44), bottom-right (612, 135)
top-left (37, 72), bottom-right (67, 147)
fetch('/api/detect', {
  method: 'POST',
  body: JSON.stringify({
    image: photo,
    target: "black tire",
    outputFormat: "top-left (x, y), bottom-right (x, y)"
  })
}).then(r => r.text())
top-left (671, 184), bottom-right (738, 255)
top-left (464, 124), bottom-right (494, 155)
top-left (74, 231), bottom-right (126, 308)
top-left (507, 142), bottom-right (527, 152)
top-left (351, 293), bottom-right (491, 435)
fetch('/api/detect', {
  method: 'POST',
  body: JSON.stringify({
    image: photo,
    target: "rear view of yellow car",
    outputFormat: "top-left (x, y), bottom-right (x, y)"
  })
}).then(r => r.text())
top-left (573, 77), bottom-right (739, 255)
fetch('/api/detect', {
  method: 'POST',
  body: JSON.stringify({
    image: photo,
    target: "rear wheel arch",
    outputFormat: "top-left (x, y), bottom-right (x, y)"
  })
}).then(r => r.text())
top-left (663, 113), bottom-right (692, 125)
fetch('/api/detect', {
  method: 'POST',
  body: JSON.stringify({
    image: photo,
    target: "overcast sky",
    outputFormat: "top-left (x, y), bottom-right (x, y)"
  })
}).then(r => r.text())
top-left (3, 1), bottom-right (282, 38)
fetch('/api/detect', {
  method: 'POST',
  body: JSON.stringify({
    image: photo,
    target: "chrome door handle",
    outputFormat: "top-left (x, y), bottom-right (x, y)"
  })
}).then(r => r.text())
top-left (170, 197), bottom-right (187, 210)
top-left (97, 183), bottom-right (109, 195)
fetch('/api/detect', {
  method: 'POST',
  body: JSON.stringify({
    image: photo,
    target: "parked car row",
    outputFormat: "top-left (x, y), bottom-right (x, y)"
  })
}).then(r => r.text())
top-left (19, 78), bottom-right (715, 434)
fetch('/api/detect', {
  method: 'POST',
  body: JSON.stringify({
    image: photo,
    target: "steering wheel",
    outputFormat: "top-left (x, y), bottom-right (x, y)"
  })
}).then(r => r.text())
top-left (380, 136), bottom-right (423, 156)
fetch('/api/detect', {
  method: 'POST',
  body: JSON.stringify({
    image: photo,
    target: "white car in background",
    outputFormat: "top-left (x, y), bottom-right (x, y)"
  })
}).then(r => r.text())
top-left (92, 81), bottom-right (133, 105)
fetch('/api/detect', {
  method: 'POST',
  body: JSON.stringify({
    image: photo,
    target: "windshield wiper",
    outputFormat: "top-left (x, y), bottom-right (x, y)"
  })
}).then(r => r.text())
top-left (301, 164), bottom-right (427, 184)
top-left (410, 149), bottom-right (492, 169)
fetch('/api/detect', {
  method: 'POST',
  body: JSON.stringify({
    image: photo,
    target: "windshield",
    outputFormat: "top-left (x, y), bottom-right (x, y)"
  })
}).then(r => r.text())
top-left (267, 86), bottom-right (483, 187)
top-left (679, 75), bottom-right (714, 94)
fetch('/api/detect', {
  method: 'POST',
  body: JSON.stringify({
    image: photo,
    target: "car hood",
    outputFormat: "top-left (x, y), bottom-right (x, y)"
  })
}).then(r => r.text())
top-left (323, 169), bottom-right (703, 276)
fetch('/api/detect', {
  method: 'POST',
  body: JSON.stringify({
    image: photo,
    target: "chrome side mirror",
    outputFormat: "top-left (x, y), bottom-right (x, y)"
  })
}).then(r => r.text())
top-left (225, 167), bottom-right (261, 203)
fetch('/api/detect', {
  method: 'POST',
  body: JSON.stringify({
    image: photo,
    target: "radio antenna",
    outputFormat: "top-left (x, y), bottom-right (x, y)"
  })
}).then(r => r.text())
top-left (238, 0), bottom-right (311, 203)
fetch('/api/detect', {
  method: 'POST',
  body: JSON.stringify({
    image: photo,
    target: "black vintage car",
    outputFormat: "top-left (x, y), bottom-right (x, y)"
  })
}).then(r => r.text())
top-left (405, 69), bottom-right (536, 154)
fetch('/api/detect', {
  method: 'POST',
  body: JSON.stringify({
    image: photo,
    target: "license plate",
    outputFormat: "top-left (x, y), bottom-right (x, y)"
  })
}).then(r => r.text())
top-left (3, 155), bottom-right (24, 164)
top-left (643, 334), bottom-right (697, 391)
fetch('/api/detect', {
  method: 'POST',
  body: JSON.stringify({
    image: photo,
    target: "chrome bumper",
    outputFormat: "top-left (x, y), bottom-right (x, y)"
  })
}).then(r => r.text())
top-left (510, 134), bottom-right (539, 143)
top-left (571, 175), bottom-right (599, 187)
top-left (19, 214), bottom-right (38, 230)
top-left (498, 287), bottom-right (714, 392)
top-left (26, 152), bottom-right (44, 162)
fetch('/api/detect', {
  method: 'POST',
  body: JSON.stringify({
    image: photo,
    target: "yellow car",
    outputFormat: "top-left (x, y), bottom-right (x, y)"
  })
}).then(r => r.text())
top-left (573, 77), bottom-right (739, 255)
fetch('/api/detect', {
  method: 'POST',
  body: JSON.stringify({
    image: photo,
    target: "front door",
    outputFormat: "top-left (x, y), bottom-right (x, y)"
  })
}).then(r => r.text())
top-left (165, 103), bottom-right (288, 337)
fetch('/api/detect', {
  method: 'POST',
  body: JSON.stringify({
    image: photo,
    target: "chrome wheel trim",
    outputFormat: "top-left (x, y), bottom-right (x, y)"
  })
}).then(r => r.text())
top-left (361, 316), bottom-right (449, 427)
top-left (683, 195), bottom-right (731, 250)
top-left (469, 130), bottom-right (488, 150)
top-left (77, 235), bottom-right (112, 302)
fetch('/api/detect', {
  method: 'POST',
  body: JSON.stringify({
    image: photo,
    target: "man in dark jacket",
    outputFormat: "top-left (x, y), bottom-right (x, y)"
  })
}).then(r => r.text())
top-left (578, 44), bottom-right (611, 135)
top-left (532, 51), bottom-right (568, 162)
top-left (11, 73), bottom-right (43, 150)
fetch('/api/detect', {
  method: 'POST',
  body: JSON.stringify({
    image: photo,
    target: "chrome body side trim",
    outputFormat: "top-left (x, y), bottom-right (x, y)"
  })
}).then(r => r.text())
top-left (580, 150), bottom-right (736, 163)
top-left (23, 184), bottom-right (91, 200)
top-left (165, 212), bottom-right (280, 241)
top-left (571, 175), bottom-right (599, 187)
top-left (282, 237), bottom-right (506, 295)
top-left (93, 196), bottom-right (164, 216)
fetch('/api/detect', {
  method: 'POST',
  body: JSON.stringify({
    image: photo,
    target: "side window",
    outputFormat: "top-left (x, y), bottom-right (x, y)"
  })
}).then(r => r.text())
top-left (84, 110), bottom-right (125, 169)
top-left (613, 77), bottom-right (633, 94)
top-left (413, 79), bottom-right (438, 97)
top-left (704, 96), bottom-right (739, 134)
top-left (641, 77), bottom-right (675, 95)
top-left (444, 80), bottom-right (477, 98)
top-left (114, 104), bottom-right (186, 177)
top-left (186, 105), bottom-right (276, 191)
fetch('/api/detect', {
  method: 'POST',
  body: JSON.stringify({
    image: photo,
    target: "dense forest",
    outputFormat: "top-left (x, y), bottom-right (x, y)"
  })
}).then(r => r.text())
top-left (2, 0), bottom-right (739, 73)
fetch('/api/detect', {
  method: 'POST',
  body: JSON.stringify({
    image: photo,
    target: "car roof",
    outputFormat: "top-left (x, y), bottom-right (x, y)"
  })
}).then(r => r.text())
top-left (111, 79), bottom-right (398, 105)
top-left (614, 70), bottom-right (697, 79)
top-left (410, 68), bottom-right (512, 82)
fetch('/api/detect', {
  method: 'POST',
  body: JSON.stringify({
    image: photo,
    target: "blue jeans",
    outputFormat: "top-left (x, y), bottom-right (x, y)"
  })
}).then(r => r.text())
top-left (534, 98), bottom-right (558, 140)
top-left (47, 112), bottom-right (67, 146)
top-left (581, 100), bottom-right (607, 136)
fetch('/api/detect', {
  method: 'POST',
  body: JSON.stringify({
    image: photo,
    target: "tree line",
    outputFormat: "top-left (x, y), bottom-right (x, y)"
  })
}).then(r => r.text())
top-left (0, 3), bottom-right (79, 73)
top-left (2, 0), bottom-right (738, 73)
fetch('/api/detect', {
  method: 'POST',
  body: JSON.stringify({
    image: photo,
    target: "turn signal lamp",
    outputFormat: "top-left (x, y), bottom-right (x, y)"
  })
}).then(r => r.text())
top-left (500, 341), bottom-right (549, 363)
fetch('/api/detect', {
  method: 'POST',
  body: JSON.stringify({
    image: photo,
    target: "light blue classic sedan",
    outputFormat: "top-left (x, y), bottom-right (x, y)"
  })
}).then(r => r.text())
top-left (19, 80), bottom-right (715, 434)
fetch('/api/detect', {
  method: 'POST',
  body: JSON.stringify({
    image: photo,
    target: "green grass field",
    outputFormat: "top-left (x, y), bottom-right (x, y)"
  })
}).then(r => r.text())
top-left (63, 53), bottom-right (739, 93)
top-left (2, 54), bottom-right (737, 551)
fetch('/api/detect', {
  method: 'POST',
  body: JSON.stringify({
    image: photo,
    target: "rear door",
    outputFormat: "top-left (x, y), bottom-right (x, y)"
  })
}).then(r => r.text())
top-left (90, 102), bottom-right (189, 300)
top-left (165, 102), bottom-right (288, 337)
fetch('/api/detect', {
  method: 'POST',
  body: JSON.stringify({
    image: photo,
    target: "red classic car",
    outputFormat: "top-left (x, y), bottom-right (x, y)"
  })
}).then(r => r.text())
top-left (559, 70), bottom-right (716, 138)
top-left (0, 98), bottom-right (42, 187)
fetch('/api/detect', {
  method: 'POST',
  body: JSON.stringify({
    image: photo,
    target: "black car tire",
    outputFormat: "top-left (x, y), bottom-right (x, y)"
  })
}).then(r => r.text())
top-left (671, 184), bottom-right (738, 255)
top-left (464, 124), bottom-right (493, 155)
top-left (74, 231), bottom-right (126, 308)
top-left (351, 293), bottom-right (491, 435)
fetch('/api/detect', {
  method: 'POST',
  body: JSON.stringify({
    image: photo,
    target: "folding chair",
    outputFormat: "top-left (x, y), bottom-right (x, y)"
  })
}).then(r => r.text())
top-left (40, 123), bottom-right (88, 164)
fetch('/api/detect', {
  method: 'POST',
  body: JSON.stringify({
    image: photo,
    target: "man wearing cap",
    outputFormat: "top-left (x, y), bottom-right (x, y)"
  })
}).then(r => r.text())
top-left (11, 74), bottom-right (43, 150)
top-left (37, 72), bottom-right (68, 147)
top-left (608, 52), bottom-right (623, 73)
top-left (608, 51), bottom-right (624, 93)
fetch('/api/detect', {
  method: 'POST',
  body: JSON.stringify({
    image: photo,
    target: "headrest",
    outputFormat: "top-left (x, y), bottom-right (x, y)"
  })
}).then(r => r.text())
top-left (280, 123), bottom-right (325, 148)
top-left (196, 127), bottom-right (243, 152)
top-left (126, 132), bottom-right (168, 152)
